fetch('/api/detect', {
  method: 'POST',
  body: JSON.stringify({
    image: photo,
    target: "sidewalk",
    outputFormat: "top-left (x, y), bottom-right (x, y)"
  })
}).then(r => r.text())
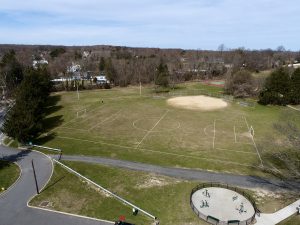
top-left (255, 199), bottom-right (300, 225)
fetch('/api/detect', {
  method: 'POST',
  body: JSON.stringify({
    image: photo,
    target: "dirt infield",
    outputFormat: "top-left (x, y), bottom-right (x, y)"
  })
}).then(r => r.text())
top-left (167, 95), bottom-right (228, 111)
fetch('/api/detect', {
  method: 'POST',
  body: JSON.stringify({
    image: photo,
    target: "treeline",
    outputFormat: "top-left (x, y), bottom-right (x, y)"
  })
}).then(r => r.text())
top-left (1, 44), bottom-right (300, 87)
top-left (1, 51), bottom-right (52, 143)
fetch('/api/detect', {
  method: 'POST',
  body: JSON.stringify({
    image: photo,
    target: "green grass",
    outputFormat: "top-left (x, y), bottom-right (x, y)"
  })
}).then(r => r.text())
top-left (0, 160), bottom-right (20, 192)
top-left (35, 84), bottom-right (300, 177)
top-left (278, 215), bottom-right (300, 225)
top-left (30, 160), bottom-right (299, 225)
top-left (31, 161), bottom-right (206, 225)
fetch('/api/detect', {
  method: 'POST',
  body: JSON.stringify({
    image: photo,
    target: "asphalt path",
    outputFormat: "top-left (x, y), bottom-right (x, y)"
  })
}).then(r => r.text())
top-left (58, 154), bottom-right (300, 192)
top-left (0, 146), bottom-right (113, 225)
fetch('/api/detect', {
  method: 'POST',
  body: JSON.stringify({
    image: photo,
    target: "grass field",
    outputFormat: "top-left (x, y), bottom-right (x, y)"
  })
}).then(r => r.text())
top-left (0, 160), bottom-right (20, 192)
top-left (35, 82), bottom-right (300, 177)
top-left (30, 161), bottom-right (299, 225)
top-left (31, 161), bottom-right (203, 225)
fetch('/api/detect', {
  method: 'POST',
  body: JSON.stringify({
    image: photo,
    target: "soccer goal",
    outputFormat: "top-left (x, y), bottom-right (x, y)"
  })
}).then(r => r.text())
top-left (76, 109), bottom-right (87, 118)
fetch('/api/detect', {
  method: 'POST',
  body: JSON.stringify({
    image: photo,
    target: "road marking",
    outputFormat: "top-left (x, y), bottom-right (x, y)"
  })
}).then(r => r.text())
top-left (135, 110), bottom-right (169, 149)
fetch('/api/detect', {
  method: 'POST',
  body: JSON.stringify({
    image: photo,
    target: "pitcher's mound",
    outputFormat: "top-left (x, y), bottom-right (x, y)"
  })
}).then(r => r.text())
top-left (167, 95), bottom-right (228, 111)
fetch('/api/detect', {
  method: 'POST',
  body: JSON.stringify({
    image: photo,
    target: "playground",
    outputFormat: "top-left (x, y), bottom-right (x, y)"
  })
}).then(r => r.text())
top-left (191, 186), bottom-right (255, 224)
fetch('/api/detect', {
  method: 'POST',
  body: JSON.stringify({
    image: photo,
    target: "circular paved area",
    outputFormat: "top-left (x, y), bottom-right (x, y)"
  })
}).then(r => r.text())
top-left (191, 187), bottom-right (255, 224)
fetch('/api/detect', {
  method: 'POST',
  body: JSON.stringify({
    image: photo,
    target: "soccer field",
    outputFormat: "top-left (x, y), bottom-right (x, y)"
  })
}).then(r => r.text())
top-left (38, 83), bottom-right (298, 176)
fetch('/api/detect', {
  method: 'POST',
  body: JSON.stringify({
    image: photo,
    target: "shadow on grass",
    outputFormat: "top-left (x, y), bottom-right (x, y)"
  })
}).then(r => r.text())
top-left (41, 175), bottom-right (65, 193)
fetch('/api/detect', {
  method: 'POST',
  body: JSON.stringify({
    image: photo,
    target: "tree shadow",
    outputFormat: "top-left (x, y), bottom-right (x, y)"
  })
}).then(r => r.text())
top-left (0, 150), bottom-right (31, 165)
top-left (42, 115), bottom-right (64, 132)
top-left (41, 175), bottom-right (65, 193)
top-left (34, 132), bottom-right (58, 146)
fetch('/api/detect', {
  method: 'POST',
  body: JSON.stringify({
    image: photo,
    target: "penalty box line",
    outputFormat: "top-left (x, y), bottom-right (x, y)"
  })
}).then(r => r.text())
top-left (88, 110), bottom-right (122, 131)
top-left (135, 110), bottom-right (170, 149)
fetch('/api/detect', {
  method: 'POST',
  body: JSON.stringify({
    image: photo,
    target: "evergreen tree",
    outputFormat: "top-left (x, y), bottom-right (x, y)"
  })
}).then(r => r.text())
top-left (0, 50), bottom-right (23, 95)
top-left (99, 57), bottom-right (105, 72)
top-left (258, 68), bottom-right (291, 105)
top-left (290, 68), bottom-right (300, 104)
top-left (2, 67), bottom-right (52, 143)
top-left (155, 62), bottom-right (169, 87)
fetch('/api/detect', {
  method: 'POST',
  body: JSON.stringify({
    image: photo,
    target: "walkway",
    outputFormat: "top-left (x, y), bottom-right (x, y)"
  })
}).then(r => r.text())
top-left (58, 154), bottom-right (300, 192)
top-left (255, 199), bottom-right (300, 225)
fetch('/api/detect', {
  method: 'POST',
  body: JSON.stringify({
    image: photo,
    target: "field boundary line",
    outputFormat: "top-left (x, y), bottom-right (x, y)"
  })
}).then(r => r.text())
top-left (234, 125), bottom-right (237, 143)
top-left (244, 117), bottom-right (263, 167)
top-left (212, 120), bottom-right (216, 149)
top-left (77, 104), bottom-right (105, 123)
top-left (88, 110), bottom-right (122, 131)
top-left (215, 148), bottom-right (257, 155)
top-left (56, 136), bottom-right (255, 168)
top-left (287, 105), bottom-right (300, 112)
top-left (57, 127), bottom-right (89, 132)
top-left (135, 110), bottom-right (169, 149)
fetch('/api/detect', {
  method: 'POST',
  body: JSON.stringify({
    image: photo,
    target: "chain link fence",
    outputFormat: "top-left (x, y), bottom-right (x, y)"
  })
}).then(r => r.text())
top-left (190, 182), bottom-right (260, 225)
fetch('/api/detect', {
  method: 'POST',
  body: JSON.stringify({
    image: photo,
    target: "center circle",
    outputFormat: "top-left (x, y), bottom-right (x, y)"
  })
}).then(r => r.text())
top-left (191, 187), bottom-right (255, 224)
top-left (133, 118), bottom-right (180, 132)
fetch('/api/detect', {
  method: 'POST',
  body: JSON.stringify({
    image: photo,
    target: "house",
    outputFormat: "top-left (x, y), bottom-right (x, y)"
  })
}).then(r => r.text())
top-left (67, 62), bottom-right (81, 73)
top-left (33, 59), bottom-right (48, 69)
top-left (288, 63), bottom-right (300, 69)
top-left (95, 75), bottom-right (109, 84)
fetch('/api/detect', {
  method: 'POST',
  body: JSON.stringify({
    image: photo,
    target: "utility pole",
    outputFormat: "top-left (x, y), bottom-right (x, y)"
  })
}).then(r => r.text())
top-left (31, 160), bottom-right (39, 194)
top-left (139, 82), bottom-right (142, 96)
top-left (77, 81), bottom-right (80, 100)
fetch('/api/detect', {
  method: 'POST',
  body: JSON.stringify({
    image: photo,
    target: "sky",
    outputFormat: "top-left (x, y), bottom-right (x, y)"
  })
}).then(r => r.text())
top-left (0, 0), bottom-right (299, 50)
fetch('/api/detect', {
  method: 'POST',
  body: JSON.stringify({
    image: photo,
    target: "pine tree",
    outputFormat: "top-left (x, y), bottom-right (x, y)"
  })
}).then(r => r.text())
top-left (258, 68), bottom-right (291, 105)
top-left (290, 68), bottom-right (300, 104)
top-left (2, 67), bottom-right (52, 143)
top-left (155, 62), bottom-right (169, 88)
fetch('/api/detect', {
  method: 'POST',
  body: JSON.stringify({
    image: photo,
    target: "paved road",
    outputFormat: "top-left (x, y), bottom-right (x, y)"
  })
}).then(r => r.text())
top-left (0, 146), bottom-right (113, 225)
top-left (58, 154), bottom-right (300, 192)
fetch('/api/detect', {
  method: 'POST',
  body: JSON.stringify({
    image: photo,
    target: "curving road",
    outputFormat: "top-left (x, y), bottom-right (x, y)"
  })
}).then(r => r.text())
top-left (0, 146), bottom-right (112, 225)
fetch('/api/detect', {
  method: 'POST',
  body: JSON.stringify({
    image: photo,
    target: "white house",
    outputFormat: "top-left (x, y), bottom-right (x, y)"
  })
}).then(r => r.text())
top-left (288, 63), bottom-right (300, 69)
top-left (95, 75), bottom-right (109, 84)
top-left (33, 59), bottom-right (48, 69)
top-left (67, 62), bottom-right (81, 73)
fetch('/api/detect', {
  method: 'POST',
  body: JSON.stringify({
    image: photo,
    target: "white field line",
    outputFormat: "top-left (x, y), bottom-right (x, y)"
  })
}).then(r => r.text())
top-left (234, 125), bottom-right (237, 143)
top-left (212, 120), bottom-right (216, 149)
top-left (215, 148), bottom-right (257, 155)
top-left (287, 105), bottom-right (300, 112)
top-left (88, 110), bottom-right (122, 131)
top-left (53, 159), bottom-right (156, 220)
top-left (7, 139), bottom-right (14, 147)
top-left (56, 136), bottom-right (255, 168)
top-left (135, 110), bottom-right (169, 149)
top-left (78, 105), bottom-right (105, 123)
top-left (243, 116), bottom-right (250, 131)
top-left (244, 116), bottom-right (263, 167)
top-left (58, 127), bottom-right (89, 132)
